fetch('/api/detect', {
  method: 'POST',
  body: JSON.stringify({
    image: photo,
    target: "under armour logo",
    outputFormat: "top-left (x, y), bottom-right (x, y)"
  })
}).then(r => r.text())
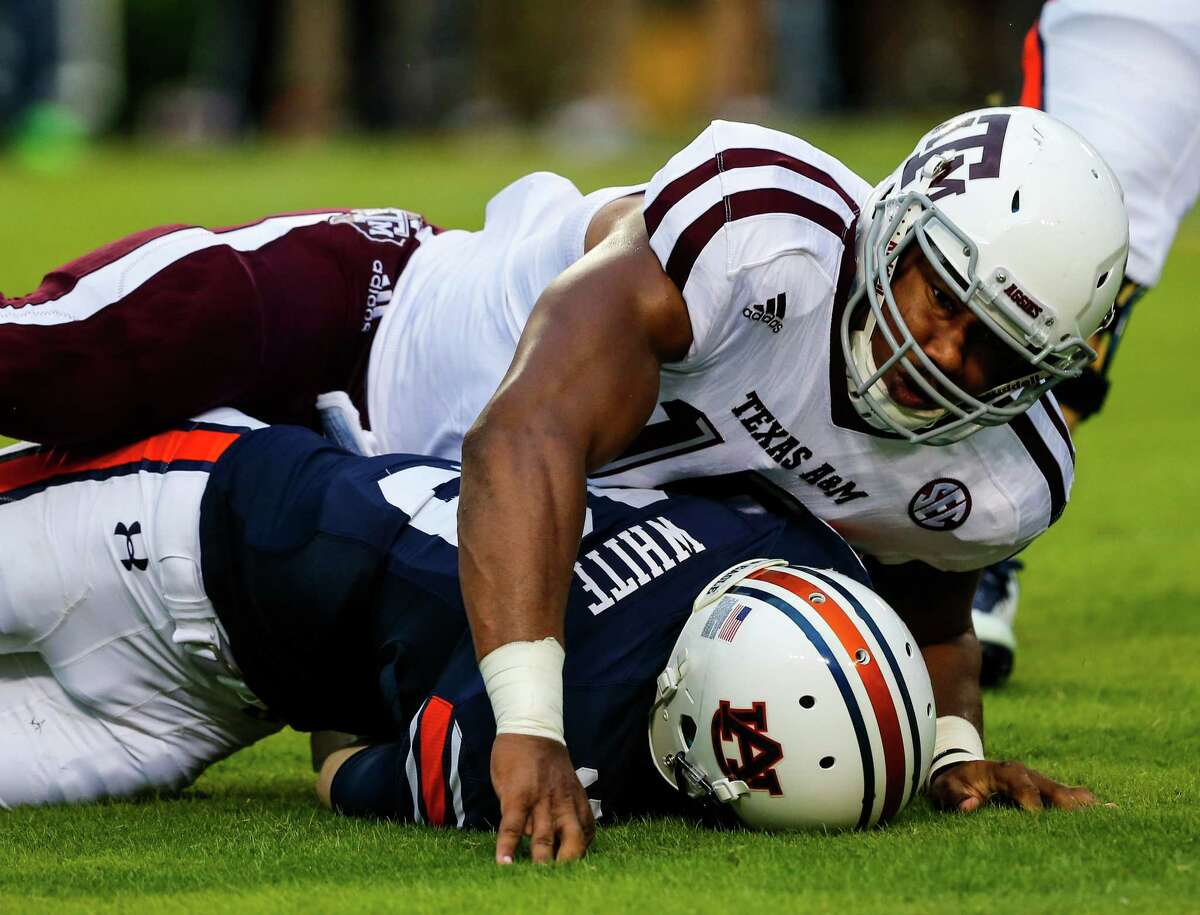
top-left (114, 521), bottom-right (148, 571)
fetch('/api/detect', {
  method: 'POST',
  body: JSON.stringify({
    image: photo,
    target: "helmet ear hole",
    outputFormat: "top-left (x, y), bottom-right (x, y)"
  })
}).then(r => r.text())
top-left (819, 756), bottom-right (836, 769)
top-left (799, 695), bottom-right (816, 709)
top-left (679, 714), bottom-right (698, 750)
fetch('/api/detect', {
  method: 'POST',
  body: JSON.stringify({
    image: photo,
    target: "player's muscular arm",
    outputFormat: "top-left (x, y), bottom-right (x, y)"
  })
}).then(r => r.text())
top-left (866, 560), bottom-right (983, 730)
top-left (458, 199), bottom-right (691, 863)
top-left (869, 559), bottom-right (1095, 814)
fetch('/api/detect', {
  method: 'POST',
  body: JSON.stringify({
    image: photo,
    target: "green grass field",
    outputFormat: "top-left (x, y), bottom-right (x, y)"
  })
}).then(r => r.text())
top-left (0, 119), bottom-right (1197, 914)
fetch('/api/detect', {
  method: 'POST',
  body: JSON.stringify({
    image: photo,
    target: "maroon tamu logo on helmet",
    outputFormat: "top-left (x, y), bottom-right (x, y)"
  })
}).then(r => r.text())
top-left (710, 700), bottom-right (784, 796)
top-left (908, 478), bottom-right (972, 531)
top-left (900, 113), bottom-right (1011, 201)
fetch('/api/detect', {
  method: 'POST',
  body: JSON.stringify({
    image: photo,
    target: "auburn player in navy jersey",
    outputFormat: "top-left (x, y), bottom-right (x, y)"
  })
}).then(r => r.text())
top-left (3, 407), bottom-right (1059, 844)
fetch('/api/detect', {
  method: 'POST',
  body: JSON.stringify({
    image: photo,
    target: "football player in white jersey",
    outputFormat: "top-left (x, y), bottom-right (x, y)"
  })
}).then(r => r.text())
top-left (0, 106), bottom-right (1126, 861)
top-left (970, 0), bottom-right (1200, 681)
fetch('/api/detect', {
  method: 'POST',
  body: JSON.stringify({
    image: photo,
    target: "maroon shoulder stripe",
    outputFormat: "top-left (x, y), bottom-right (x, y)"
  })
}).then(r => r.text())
top-left (721, 148), bottom-right (860, 215)
top-left (727, 188), bottom-right (849, 240)
top-left (662, 188), bottom-right (852, 294)
top-left (663, 200), bottom-right (727, 293)
top-left (1038, 394), bottom-right (1075, 464)
top-left (644, 146), bottom-right (859, 241)
top-left (644, 157), bottom-right (720, 239)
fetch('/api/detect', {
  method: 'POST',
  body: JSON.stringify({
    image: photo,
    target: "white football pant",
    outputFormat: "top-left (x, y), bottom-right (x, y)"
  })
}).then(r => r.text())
top-left (0, 456), bottom-right (279, 808)
top-left (1038, 0), bottom-right (1200, 286)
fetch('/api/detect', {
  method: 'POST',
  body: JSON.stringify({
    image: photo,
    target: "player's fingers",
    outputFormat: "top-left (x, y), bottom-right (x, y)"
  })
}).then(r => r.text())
top-left (1035, 775), bottom-right (1096, 811)
top-left (495, 806), bottom-right (528, 865)
top-left (529, 800), bottom-right (556, 865)
top-left (958, 795), bottom-right (983, 813)
top-left (554, 812), bottom-right (589, 862)
top-left (1006, 774), bottom-right (1045, 812)
top-left (575, 791), bottom-right (597, 845)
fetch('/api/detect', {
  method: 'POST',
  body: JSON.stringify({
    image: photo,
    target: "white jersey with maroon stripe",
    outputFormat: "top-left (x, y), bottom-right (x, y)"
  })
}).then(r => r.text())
top-left (368, 121), bottom-right (1076, 572)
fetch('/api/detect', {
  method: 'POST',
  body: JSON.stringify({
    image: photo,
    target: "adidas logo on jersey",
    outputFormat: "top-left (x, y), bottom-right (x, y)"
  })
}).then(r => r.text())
top-left (742, 293), bottom-right (786, 333)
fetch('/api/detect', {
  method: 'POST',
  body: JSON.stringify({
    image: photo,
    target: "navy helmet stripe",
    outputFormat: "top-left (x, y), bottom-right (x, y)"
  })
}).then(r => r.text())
top-left (802, 568), bottom-right (923, 805)
top-left (730, 584), bottom-right (876, 828)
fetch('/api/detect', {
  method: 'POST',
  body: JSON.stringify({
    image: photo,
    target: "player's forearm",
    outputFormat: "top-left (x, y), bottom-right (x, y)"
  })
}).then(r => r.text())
top-left (920, 632), bottom-right (984, 737)
top-left (458, 418), bottom-right (586, 658)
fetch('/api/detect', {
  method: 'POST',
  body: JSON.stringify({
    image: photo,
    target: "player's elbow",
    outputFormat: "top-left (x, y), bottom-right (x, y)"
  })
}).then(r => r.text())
top-left (463, 400), bottom-right (582, 470)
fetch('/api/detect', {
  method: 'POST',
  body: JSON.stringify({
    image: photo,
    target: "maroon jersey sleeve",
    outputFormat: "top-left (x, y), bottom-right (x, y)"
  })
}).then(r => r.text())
top-left (0, 208), bottom-right (428, 445)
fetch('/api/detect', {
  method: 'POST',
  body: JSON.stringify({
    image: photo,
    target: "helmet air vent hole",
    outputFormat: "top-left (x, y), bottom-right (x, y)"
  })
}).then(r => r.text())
top-left (680, 714), bottom-right (697, 750)
top-left (799, 695), bottom-right (816, 709)
top-left (1010, 189), bottom-right (1021, 213)
top-left (855, 648), bottom-right (870, 665)
top-left (819, 756), bottom-right (836, 769)
top-left (1096, 271), bottom-right (1109, 288)
top-left (926, 702), bottom-right (933, 717)
top-left (905, 642), bottom-right (912, 657)
top-left (809, 593), bottom-right (825, 605)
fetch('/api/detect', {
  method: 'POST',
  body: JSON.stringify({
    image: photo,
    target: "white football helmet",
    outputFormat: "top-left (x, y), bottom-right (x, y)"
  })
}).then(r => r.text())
top-left (649, 559), bottom-right (935, 830)
top-left (841, 106), bottom-right (1129, 444)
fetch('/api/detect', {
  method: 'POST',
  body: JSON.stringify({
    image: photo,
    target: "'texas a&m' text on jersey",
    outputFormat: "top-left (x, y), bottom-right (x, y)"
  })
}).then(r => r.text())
top-left (366, 120), bottom-right (1075, 572)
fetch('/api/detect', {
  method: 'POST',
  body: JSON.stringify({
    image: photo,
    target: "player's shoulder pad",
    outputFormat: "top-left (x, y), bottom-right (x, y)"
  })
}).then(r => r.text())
top-left (643, 120), bottom-right (870, 296)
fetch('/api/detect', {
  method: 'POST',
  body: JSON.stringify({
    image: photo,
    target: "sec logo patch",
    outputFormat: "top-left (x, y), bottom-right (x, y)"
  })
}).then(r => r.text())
top-left (908, 478), bottom-right (971, 531)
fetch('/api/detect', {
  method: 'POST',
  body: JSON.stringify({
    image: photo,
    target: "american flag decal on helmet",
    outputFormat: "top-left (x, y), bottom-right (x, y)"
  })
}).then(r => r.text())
top-left (718, 604), bottom-right (752, 642)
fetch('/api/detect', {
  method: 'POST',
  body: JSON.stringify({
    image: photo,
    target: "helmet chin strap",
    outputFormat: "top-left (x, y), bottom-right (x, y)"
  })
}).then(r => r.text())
top-left (848, 310), bottom-right (946, 433)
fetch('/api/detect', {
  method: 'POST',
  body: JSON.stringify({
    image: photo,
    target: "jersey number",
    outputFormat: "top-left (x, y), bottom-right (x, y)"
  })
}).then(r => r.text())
top-left (591, 400), bottom-right (723, 478)
top-left (377, 464), bottom-right (461, 545)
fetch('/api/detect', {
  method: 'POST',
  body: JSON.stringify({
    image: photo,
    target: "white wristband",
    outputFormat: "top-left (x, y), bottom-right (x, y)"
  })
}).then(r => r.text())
top-left (479, 637), bottom-right (566, 745)
top-left (928, 715), bottom-right (985, 786)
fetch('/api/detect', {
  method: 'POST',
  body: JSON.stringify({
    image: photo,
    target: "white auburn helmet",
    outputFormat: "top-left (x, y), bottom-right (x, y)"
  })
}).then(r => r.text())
top-left (649, 559), bottom-right (935, 830)
top-left (842, 106), bottom-right (1129, 444)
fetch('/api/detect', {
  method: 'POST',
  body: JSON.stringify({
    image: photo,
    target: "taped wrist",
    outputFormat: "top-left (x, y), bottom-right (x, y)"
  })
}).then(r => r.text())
top-left (479, 637), bottom-right (566, 745)
top-left (928, 715), bottom-right (985, 786)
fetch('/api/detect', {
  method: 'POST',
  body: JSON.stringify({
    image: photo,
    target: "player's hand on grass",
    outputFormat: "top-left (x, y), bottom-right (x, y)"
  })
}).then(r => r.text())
top-left (930, 759), bottom-right (1096, 812)
top-left (491, 732), bottom-right (595, 865)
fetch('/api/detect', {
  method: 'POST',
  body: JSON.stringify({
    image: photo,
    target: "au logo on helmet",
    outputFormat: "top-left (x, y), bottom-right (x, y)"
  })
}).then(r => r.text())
top-left (908, 478), bottom-right (972, 531)
top-left (711, 700), bottom-right (784, 796)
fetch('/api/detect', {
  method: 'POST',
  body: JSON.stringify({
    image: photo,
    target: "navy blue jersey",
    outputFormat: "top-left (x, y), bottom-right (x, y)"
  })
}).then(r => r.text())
top-left (199, 425), bottom-right (869, 827)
